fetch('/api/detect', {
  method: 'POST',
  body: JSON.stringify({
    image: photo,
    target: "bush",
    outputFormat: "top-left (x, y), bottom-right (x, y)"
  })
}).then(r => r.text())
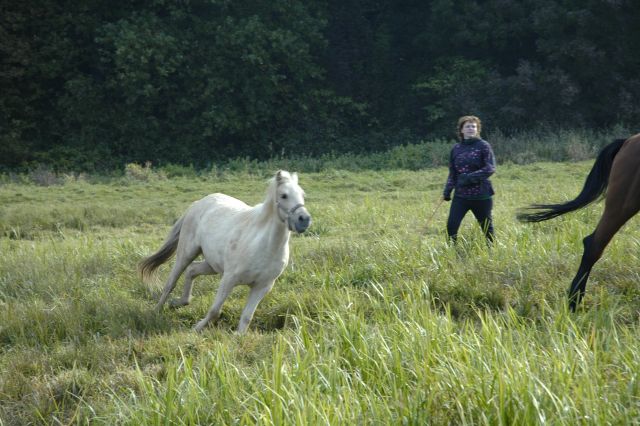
top-left (29, 165), bottom-right (60, 186)
top-left (124, 162), bottom-right (167, 182)
top-left (159, 164), bottom-right (198, 178)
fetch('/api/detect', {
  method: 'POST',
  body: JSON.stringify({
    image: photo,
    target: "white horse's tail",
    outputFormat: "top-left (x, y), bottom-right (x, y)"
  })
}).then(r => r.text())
top-left (138, 216), bottom-right (184, 282)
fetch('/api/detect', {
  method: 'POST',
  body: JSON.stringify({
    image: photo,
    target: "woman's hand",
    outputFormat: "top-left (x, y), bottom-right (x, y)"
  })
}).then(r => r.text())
top-left (457, 173), bottom-right (475, 186)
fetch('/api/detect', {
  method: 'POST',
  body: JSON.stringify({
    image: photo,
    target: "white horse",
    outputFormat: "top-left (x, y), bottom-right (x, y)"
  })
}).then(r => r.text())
top-left (139, 170), bottom-right (311, 333)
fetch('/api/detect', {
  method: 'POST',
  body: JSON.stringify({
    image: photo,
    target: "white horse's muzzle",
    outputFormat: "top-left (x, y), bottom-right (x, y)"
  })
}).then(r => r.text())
top-left (280, 203), bottom-right (311, 233)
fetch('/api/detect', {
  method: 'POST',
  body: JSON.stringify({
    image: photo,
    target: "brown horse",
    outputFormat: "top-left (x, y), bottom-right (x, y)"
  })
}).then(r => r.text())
top-left (518, 134), bottom-right (640, 310)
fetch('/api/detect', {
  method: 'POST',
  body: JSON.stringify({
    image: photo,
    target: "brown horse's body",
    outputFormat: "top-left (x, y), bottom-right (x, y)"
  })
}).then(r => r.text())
top-left (519, 134), bottom-right (640, 309)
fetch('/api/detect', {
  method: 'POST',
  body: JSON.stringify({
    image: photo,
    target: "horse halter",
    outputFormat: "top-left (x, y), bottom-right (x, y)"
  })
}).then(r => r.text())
top-left (276, 201), bottom-right (305, 224)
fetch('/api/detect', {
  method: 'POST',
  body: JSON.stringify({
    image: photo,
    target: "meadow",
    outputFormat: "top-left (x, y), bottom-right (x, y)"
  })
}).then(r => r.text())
top-left (1, 143), bottom-right (640, 424)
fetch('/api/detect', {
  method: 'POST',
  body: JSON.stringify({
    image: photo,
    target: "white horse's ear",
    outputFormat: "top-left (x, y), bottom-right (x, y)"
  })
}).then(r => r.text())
top-left (276, 170), bottom-right (283, 183)
top-left (292, 172), bottom-right (298, 184)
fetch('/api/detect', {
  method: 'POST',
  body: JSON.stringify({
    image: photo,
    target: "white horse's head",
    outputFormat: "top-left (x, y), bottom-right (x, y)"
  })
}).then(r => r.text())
top-left (273, 170), bottom-right (311, 233)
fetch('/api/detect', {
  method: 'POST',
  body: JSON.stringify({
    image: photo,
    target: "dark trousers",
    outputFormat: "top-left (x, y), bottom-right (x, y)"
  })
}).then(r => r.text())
top-left (446, 197), bottom-right (494, 243)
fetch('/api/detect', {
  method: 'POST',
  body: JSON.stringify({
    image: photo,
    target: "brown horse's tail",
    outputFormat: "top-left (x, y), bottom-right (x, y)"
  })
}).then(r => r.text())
top-left (138, 216), bottom-right (184, 282)
top-left (517, 138), bottom-right (626, 222)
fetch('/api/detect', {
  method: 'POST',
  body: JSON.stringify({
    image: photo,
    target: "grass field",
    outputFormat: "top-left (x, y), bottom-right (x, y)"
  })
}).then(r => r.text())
top-left (1, 161), bottom-right (639, 425)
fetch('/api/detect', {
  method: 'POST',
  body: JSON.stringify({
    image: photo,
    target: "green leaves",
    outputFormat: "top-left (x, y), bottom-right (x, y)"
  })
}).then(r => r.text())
top-left (2, 0), bottom-right (640, 171)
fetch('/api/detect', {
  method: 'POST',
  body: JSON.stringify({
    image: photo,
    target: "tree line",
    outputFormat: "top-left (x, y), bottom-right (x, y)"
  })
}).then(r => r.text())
top-left (2, 0), bottom-right (639, 171)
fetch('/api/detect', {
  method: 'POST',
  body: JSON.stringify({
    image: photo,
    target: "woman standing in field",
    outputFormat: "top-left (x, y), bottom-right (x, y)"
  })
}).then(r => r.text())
top-left (442, 115), bottom-right (496, 243)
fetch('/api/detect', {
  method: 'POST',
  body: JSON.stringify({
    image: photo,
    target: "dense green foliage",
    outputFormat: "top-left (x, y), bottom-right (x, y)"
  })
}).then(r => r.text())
top-left (1, 153), bottom-right (640, 424)
top-left (2, 1), bottom-right (640, 171)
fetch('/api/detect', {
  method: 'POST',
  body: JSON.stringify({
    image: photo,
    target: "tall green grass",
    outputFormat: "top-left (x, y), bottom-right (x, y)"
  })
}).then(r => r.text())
top-left (1, 140), bottom-right (639, 424)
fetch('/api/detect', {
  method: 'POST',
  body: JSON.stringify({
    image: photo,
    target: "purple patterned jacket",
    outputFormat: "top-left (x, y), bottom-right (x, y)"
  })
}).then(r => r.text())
top-left (443, 138), bottom-right (496, 200)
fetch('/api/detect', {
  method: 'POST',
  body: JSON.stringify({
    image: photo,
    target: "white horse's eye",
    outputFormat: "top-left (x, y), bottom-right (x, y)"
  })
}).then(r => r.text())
top-left (281, 194), bottom-right (288, 199)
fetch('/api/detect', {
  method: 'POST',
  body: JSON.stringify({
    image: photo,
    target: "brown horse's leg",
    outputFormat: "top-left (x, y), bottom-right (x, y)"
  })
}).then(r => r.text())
top-left (568, 233), bottom-right (597, 310)
top-left (568, 207), bottom-right (635, 310)
top-left (569, 139), bottom-right (640, 310)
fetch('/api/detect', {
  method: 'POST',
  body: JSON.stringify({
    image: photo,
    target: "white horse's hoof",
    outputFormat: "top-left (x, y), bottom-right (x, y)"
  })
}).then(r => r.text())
top-left (169, 299), bottom-right (188, 308)
top-left (193, 321), bottom-right (207, 332)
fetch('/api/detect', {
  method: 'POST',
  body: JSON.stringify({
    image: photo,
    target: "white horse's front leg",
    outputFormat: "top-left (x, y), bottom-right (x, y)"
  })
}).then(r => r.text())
top-left (193, 274), bottom-right (236, 332)
top-left (236, 282), bottom-right (274, 334)
top-left (170, 261), bottom-right (215, 308)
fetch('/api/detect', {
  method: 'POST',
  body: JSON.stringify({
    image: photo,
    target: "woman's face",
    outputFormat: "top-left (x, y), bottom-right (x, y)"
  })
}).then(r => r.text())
top-left (461, 121), bottom-right (479, 139)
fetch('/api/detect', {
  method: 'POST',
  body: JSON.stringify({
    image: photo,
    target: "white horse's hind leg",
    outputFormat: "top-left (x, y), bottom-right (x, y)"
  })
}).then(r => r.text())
top-left (169, 261), bottom-right (215, 308)
top-left (236, 282), bottom-right (274, 334)
top-left (193, 274), bottom-right (237, 332)
top-left (156, 246), bottom-right (200, 311)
